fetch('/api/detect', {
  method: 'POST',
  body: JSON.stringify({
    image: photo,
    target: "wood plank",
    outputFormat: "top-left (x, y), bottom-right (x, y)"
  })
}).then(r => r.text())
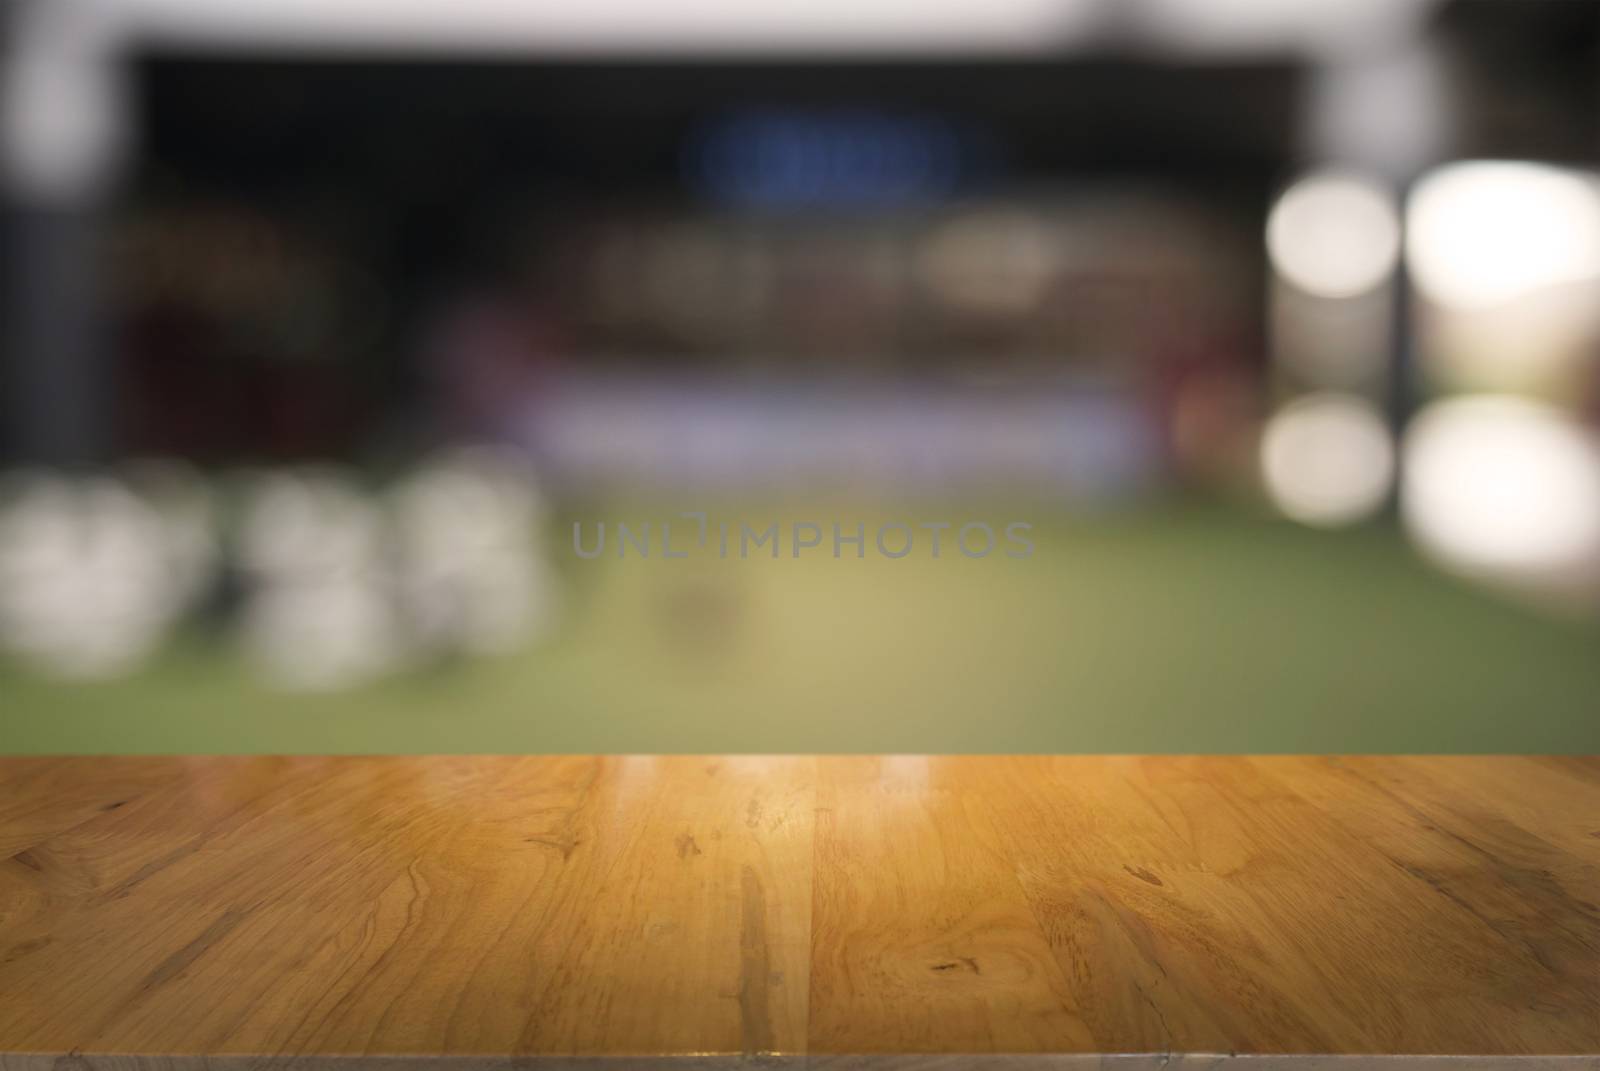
top-left (970, 756), bottom-right (1599, 1054)
top-left (959, 755), bottom-right (1345, 1053)
top-left (0, 756), bottom-right (178, 857)
top-left (1262, 757), bottom-right (1600, 1032)
top-left (807, 756), bottom-right (1095, 1052)
top-left (0, 755), bottom-right (1597, 1065)
top-left (0, 756), bottom-right (816, 1057)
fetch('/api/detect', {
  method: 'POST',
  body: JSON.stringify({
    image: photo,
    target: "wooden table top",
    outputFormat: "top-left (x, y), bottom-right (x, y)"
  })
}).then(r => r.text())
top-left (0, 755), bottom-right (1597, 1070)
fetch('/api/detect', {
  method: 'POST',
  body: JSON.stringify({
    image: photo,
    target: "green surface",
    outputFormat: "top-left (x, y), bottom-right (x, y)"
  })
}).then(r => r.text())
top-left (2, 501), bottom-right (1597, 754)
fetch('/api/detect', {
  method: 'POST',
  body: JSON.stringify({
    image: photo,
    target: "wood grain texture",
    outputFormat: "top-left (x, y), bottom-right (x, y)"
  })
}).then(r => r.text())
top-left (0, 756), bottom-right (1596, 1066)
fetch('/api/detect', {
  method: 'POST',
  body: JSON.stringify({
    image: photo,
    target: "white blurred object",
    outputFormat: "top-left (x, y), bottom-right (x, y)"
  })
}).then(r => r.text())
top-left (1420, 282), bottom-right (1600, 394)
top-left (1, 0), bottom-right (129, 202)
top-left (239, 468), bottom-right (383, 577)
top-left (0, 472), bottom-right (185, 677)
top-left (1261, 393), bottom-right (1393, 527)
top-left (122, 458), bottom-right (218, 611)
top-left (241, 579), bottom-right (399, 692)
top-left (916, 207), bottom-right (1060, 317)
top-left (1402, 397), bottom-right (1600, 607)
top-left (1269, 282), bottom-right (1390, 390)
top-left (1407, 163), bottom-right (1600, 393)
top-left (1135, 0), bottom-right (1428, 57)
top-left (1407, 162), bottom-right (1600, 310)
top-left (391, 448), bottom-right (557, 657)
top-left (238, 469), bottom-right (400, 690)
top-left (124, 0), bottom-right (1108, 54)
top-left (1304, 43), bottom-right (1449, 177)
top-left (10, 0), bottom-right (1447, 59)
top-left (1267, 171), bottom-right (1399, 299)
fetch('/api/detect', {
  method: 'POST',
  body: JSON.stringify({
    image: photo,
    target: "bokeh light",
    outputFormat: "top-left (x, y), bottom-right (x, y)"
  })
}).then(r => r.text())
top-left (1260, 392), bottom-right (1393, 527)
top-left (1402, 396), bottom-right (1600, 602)
top-left (1266, 170), bottom-right (1399, 299)
top-left (1407, 161), bottom-right (1600, 310)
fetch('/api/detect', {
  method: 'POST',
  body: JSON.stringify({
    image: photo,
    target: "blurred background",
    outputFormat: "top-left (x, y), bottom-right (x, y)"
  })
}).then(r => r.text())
top-left (1, 0), bottom-right (1597, 753)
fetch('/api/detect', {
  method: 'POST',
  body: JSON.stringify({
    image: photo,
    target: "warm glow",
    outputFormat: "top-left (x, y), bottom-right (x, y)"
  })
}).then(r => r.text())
top-left (1267, 171), bottom-right (1399, 299)
top-left (1407, 161), bottom-right (1600, 310)
top-left (1261, 393), bottom-right (1393, 527)
top-left (1402, 396), bottom-right (1600, 584)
